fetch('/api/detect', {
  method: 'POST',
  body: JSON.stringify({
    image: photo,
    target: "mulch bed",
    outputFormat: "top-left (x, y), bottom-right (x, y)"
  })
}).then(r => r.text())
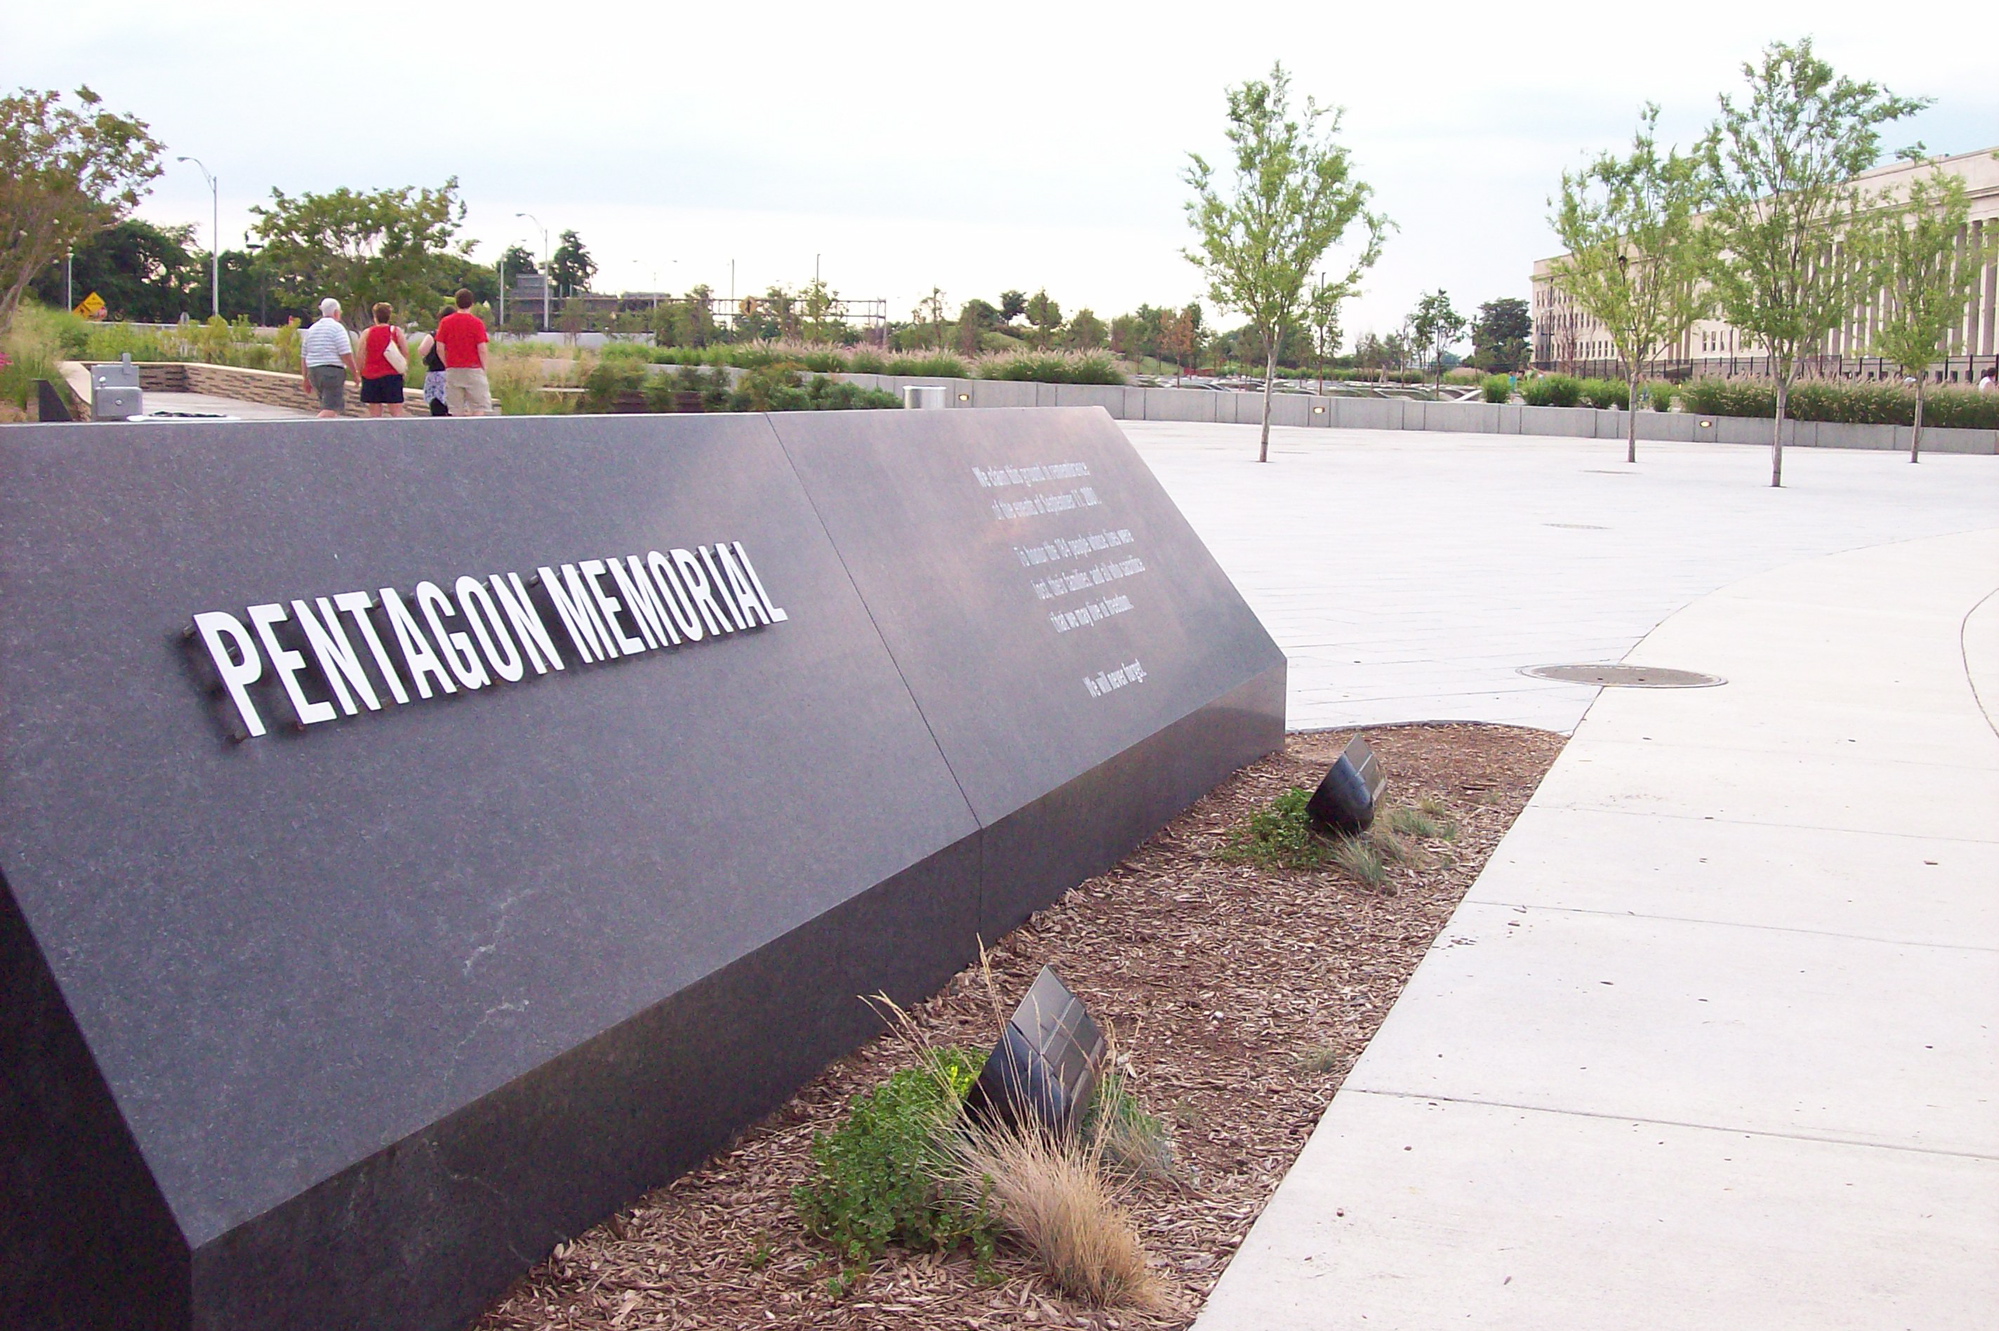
top-left (472, 723), bottom-right (1563, 1331)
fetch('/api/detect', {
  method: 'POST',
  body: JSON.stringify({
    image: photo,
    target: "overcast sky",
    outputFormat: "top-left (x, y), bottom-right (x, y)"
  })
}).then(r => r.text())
top-left (5, 1), bottom-right (1993, 338)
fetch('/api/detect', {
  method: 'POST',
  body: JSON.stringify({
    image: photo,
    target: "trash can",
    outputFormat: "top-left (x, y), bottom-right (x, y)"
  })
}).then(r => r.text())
top-left (902, 384), bottom-right (949, 410)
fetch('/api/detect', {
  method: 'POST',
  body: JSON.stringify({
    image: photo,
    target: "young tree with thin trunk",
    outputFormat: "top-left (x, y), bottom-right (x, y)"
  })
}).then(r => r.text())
top-left (0, 86), bottom-right (163, 334)
top-left (1305, 276), bottom-right (1343, 394)
top-left (1868, 166), bottom-right (1993, 462)
top-left (1184, 63), bottom-right (1386, 462)
top-left (1550, 104), bottom-right (1711, 464)
top-left (1408, 290), bottom-right (1468, 396)
top-left (1697, 39), bottom-right (1927, 486)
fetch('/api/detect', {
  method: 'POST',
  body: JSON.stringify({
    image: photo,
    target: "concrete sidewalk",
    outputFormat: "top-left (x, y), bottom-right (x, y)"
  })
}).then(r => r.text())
top-left (1193, 528), bottom-right (1999, 1330)
top-left (1121, 422), bottom-right (1999, 733)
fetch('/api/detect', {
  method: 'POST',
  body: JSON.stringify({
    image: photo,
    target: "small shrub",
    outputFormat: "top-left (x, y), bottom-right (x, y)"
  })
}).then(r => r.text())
top-left (846, 347), bottom-right (891, 375)
top-left (1221, 787), bottom-right (1330, 870)
top-left (1481, 374), bottom-right (1511, 404)
top-left (1926, 387), bottom-right (1999, 430)
top-left (1639, 381), bottom-right (1676, 411)
top-left (1576, 377), bottom-right (1628, 410)
top-left (1520, 374), bottom-right (1581, 408)
top-left (578, 356), bottom-right (649, 413)
top-left (795, 1049), bottom-right (998, 1270)
top-left (1680, 378), bottom-right (1775, 419)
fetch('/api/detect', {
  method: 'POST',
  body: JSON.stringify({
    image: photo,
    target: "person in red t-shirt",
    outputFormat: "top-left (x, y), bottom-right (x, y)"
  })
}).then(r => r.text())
top-left (435, 288), bottom-right (492, 416)
top-left (358, 303), bottom-right (410, 417)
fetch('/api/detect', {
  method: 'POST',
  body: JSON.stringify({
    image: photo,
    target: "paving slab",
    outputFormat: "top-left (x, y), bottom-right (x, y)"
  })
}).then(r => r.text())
top-left (1194, 527), bottom-right (1999, 1330)
top-left (1121, 422), bottom-right (1999, 731)
top-left (1200, 1093), bottom-right (1997, 1331)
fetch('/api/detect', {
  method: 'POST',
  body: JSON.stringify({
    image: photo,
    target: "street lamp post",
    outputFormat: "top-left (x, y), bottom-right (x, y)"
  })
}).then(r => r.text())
top-left (244, 235), bottom-right (266, 326)
top-left (177, 156), bottom-right (220, 319)
top-left (516, 213), bottom-right (549, 331)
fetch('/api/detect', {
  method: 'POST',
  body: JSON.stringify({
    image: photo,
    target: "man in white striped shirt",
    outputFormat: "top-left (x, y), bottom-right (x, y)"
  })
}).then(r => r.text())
top-left (300, 298), bottom-right (358, 418)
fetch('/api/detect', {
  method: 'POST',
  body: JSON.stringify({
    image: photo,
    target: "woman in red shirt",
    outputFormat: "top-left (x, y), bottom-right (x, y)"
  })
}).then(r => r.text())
top-left (359, 303), bottom-right (410, 417)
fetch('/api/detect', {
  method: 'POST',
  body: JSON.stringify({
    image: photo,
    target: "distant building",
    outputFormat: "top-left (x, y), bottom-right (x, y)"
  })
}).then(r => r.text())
top-left (1531, 146), bottom-right (1999, 382)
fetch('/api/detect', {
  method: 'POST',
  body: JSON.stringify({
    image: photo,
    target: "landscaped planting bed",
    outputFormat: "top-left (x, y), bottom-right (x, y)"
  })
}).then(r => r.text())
top-left (472, 723), bottom-right (1563, 1330)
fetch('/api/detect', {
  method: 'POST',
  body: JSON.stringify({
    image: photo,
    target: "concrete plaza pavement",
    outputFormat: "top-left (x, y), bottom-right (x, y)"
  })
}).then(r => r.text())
top-left (1121, 421), bottom-right (1999, 732)
top-left (1186, 524), bottom-right (1998, 1329)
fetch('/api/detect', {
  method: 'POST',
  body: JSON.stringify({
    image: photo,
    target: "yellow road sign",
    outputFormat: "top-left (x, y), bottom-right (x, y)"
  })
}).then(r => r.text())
top-left (74, 291), bottom-right (106, 320)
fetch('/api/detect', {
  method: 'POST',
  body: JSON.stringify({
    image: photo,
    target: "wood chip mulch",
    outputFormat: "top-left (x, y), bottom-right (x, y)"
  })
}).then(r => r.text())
top-left (472, 722), bottom-right (1563, 1331)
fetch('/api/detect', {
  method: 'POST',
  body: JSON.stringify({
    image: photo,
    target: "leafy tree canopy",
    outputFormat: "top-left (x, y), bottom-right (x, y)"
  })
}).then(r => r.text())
top-left (1549, 102), bottom-right (1712, 459)
top-left (1407, 290), bottom-right (1468, 387)
top-left (29, 217), bottom-right (196, 321)
top-left (1697, 37), bottom-right (1927, 484)
top-left (1469, 297), bottom-right (1531, 372)
top-left (1184, 62), bottom-right (1387, 459)
top-left (0, 85), bottom-right (164, 332)
top-left (1068, 307), bottom-right (1106, 349)
top-left (251, 177), bottom-right (470, 325)
top-left (500, 243), bottom-right (537, 276)
top-left (1868, 165), bottom-right (1996, 458)
top-left (998, 290), bottom-right (1027, 323)
top-left (548, 229), bottom-right (596, 298)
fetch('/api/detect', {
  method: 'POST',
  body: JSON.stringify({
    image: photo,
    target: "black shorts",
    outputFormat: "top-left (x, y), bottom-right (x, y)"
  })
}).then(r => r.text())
top-left (360, 373), bottom-right (405, 405)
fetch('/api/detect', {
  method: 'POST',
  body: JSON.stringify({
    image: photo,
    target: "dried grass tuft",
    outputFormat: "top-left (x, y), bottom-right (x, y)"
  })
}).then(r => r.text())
top-left (940, 1111), bottom-right (1164, 1310)
top-left (1328, 834), bottom-right (1386, 886)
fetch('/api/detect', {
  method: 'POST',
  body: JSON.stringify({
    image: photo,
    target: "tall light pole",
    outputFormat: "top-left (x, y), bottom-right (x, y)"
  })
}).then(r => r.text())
top-left (65, 245), bottom-right (73, 311)
top-left (177, 156), bottom-right (220, 318)
top-left (516, 213), bottom-right (548, 331)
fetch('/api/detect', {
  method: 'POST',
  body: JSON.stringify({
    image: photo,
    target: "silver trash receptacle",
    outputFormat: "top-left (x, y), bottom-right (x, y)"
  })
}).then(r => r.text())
top-left (92, 353), bottom-right (144, 422)
top-left (902, 384), bottom-right (949, 410)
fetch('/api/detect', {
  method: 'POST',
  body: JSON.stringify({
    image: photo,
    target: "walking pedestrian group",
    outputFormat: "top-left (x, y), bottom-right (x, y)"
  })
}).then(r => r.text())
top-left (298, 290), bottom-right (491, 418)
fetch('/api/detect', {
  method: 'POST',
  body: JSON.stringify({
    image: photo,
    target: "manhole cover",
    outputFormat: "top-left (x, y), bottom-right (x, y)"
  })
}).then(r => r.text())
top-left (1520, 664), bottom-right (1726, 688)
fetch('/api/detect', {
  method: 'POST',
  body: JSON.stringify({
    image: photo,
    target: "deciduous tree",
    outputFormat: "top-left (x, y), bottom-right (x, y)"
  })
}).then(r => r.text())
top-left (1024, 289), bottom-right (1063, 348)
top-left (1469, 297), bottom-right (1531, 373)
top-left (28, 217), bottom-right (195, 321)
top-left (0, 85), bottom-right (163, 333)
top-left (548, 229), bottom-right (596, 298)
top-left (1697, 39), bottom-right (1927, 485)
top-left (1550, 104), bottom-right (1711, 462)
top-left (251, 178), bottom-right (470, 326)
top-left (1868, 165), bottom-right (1995, 461)
top-left (1407, 290), bottom-right (1468, 394)
top-left (1304, 277), bottom-right (1344, 392)
top-left (1067, 307), bottom-right (1106, 350)
top-left (1185, 63), bottom-right (1386, 461)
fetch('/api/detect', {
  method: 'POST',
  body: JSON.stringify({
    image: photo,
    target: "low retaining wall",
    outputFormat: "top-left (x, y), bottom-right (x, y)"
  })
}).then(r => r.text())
top-left (826, 372), bottom-right (1998, 455)
top-left (70, 361), bottom-right (423, 418)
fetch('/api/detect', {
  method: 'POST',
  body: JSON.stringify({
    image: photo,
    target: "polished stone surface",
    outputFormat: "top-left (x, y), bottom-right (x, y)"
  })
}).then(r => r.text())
top-left (0, 408), bottom-right (1281, 1331)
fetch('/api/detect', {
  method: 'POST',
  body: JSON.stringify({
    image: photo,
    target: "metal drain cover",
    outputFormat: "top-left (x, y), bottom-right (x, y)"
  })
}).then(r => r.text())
top-left (1521, 663), bottom-right (1726, 688)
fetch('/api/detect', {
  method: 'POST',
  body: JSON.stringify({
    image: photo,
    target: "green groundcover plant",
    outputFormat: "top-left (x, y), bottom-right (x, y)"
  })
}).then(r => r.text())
top-left (794, 1048), bottom-right (998, 1276)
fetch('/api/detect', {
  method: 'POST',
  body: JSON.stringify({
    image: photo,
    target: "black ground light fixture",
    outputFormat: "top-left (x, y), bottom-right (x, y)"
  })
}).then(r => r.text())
top-left (1307, 734), bottom-right (1386, 834)
top-left (968, 965), bottom-right (1107, 1136)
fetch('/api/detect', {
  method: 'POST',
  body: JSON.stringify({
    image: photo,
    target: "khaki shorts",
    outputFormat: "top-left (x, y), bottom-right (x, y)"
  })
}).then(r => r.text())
top-left (307, 363), bottom-right (347, 412)
top-left (444, 367), bottom-right (492, 416)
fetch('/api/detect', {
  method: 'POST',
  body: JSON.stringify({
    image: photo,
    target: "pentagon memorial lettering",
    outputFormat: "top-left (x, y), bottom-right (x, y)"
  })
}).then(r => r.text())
top-left (190, 541), bottom-right (787, 737)
top-left (2, 407), bottom-right (1282, 1331)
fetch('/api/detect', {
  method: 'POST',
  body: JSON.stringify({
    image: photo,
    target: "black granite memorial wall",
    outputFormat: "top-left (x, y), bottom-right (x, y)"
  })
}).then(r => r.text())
top-left (0, 407), bottom-right (1284, 1331)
